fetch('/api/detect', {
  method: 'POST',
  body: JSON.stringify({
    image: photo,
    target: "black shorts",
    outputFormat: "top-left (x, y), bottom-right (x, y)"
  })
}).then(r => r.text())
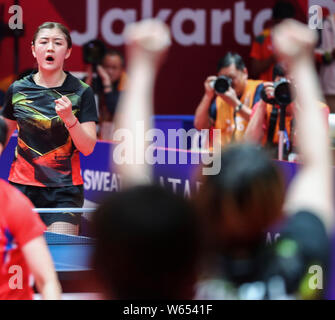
top-left (9, 182), bottom-right (84, 227)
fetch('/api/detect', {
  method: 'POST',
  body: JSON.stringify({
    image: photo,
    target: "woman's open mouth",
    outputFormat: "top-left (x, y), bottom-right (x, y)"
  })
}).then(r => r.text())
top-left (45, 56), bottom-right (55, 63)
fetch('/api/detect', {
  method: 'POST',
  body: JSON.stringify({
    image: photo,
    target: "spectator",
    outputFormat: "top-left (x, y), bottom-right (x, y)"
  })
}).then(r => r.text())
top-left (250, 1), bottom-right (296, 81)
top-left (194, 52), bottom-right (263, 147)
top-left (85, 49), bottom-right (127, 140)
top-left (196, 19), bottom-right (332, 300)
top-left (0, 118), bottom-right (61, 300)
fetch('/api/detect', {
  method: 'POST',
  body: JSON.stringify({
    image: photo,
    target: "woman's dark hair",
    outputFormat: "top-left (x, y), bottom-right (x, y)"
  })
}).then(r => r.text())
top-left (217, 52), bottom-right (246, 73)
top-left (17, 68), bottom-right (38, 80)
top-left (0, 117), bottom-right (8, 147)
top-left (32, 22), bottom-right (72, 48)
top-left (92, 185), bottom-right (201, 299)
top-left (198, 144), bottom-right (285, 252)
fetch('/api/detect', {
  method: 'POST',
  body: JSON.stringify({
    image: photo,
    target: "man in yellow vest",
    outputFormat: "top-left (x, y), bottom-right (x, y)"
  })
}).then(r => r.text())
top-left (194, 52), bottom-right (263, 147)
top-left (244, 64), bottom-right (330, 160)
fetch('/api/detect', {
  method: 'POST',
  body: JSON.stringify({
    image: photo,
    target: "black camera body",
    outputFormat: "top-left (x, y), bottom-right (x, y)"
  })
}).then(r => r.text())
top-left (261, 78), bottom-right (294, 106)
top-left (83, 40), bottom-right (107, 65)
top-left (212, 75), bottom-right (232, 94)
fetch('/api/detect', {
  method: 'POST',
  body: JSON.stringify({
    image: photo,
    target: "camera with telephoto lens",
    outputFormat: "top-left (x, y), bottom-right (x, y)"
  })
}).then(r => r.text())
top-left (83, 40), bottom-right (107, 65)
top-left (261, 78), bottom-right (294, 106)
top-left (211, 75), bottom-right (232, 94)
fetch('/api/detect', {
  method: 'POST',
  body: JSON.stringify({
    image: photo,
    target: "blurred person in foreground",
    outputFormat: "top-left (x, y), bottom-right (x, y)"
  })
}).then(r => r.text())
top-left (0, 118), bottom-right (61, 300)
top-left (93, 185), bottom-right (201, 299)
top-left (195, 19), bottom-right (333, 300)
top-left (92, 20), bottom-right (202, 300)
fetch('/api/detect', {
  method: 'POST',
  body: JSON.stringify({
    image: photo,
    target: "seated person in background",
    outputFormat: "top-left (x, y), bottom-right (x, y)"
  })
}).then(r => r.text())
top-left (250, 1), bottom-right (296, 81)
top-left (244, 64), bottom-right (329, 160)
top-left (196, 19), bottom-right (332, 300)
top-left (86, 49), bottom-right (127, 140)
top-left (194, 52), bottom-right (263, 147)
top-left (0, 118), bottom-right (61, 300)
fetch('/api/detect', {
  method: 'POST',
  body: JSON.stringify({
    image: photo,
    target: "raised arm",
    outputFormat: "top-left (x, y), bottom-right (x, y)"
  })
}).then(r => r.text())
top-left (113, 19), bottom-right (171, 187)
top-left (55, 95), bottom-right (97, 156)
top-left (273, 20), bottom-right (333, 232)
top-left (244, 100), bottom-right (267, 144)
top-left (65, 118), bottom-right (96, 156)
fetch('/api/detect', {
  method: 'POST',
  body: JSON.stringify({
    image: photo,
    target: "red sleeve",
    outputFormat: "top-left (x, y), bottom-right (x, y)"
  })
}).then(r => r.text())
top-left (250, 40), bottom-right (261, 59)
top-left (6, 183), bottom-right (46, 248)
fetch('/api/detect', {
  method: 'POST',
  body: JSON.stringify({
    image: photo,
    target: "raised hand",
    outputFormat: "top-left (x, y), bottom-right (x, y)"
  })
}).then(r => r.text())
top-left (124, 19), bottom-right (171, 71)
top-left (97, 65), bottom-right (112, 88)
top-left (218, 86), bottom-right (239, 108)
top-left (114, 19), bottom-right (172, 187)
top-left (273, 19), bottom-right (317, 65)
top-left (204, 76), bottom-right (216, 99)
top-left (55, 95), bottom-right (76, 127)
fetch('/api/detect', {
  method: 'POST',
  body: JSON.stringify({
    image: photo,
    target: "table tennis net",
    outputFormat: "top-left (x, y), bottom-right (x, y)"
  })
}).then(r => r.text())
top-left (45, 232), bottom-right (95, 245)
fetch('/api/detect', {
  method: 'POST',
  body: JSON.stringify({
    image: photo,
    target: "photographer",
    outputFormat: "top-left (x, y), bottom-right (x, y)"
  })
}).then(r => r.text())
top-left (244, 64), bottom-right (329, 160)
top-left (194, 52), bottom-right (263, 147)
top-left (85, 49), bottom-right (127, 140)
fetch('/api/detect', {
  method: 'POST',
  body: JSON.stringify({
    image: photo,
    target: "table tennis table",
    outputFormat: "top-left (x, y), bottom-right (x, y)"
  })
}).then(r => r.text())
top-left (45, 232), bottom-right (96, 293)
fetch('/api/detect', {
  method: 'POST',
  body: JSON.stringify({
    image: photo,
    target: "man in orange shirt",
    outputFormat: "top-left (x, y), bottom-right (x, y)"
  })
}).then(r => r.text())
top-left (245, 64), bottom-right (329, 160)
top-left (194, 52), bottom-right (263, 147)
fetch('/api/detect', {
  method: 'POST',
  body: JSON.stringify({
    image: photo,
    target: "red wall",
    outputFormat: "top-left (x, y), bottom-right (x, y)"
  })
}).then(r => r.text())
top-left (0, 0), bottom-right (307, 115)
